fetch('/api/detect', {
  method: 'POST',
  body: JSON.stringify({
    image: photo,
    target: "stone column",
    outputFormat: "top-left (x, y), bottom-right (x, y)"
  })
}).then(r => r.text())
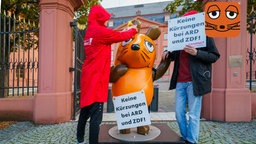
top-left (33, 0), bottom-right (84, 124)
top-left (202, 0), bottom-right (251, 122)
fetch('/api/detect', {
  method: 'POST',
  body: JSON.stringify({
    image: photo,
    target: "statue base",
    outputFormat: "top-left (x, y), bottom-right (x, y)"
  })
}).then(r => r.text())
top-left (109, 125), bottom-right (161, 142)
top-left (99, 123), bottom-right (185, 144)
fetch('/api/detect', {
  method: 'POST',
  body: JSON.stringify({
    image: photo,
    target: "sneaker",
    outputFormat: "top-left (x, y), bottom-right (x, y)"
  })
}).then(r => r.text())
top-left (76, 141), bottom-right (85, 144)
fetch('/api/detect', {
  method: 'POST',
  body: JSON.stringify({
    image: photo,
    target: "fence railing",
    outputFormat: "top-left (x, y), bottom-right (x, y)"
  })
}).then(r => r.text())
top-left (246, 71), bottom-right (256, 80)
top-left (247, 3), bottom-right (256, 90)
top-left (70, 22), bottom-right (85, 120)
top-left (0, 12), bottom-right (39, 98)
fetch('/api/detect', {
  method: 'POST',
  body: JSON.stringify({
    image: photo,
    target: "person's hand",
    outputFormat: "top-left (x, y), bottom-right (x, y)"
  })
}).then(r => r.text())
top-left (162, 50), bottom-right (170, 60)
top-left (184, 45), bottom-right (197, 56)
top-left (127, 25), bottom-right (138, 32)
top-left (122, 25), bottom-right (138, 32)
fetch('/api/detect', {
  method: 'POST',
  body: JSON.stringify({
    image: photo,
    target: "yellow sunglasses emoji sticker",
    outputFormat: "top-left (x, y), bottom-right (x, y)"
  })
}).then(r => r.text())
top-left (205, 2), bottom-right (240, 37)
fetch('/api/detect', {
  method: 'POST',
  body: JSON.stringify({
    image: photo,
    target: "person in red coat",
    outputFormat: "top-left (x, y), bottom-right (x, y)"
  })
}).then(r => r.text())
top-left (76, 4), bottom-right (137, 144)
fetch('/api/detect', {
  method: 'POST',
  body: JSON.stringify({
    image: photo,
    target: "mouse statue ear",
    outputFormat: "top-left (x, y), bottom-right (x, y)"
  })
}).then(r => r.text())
top-left (127, 19), bottom-right (141, 33)
top-left (145, 25), bottom-right (161, 40)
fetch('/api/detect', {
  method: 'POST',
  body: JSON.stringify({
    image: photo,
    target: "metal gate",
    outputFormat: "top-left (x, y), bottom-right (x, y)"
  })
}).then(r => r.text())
top-left (0, 13), bottom-right (39, 98)
top-left (246, 6), bottom-right (256, 90)
top-left (70, 22), bottom-right (85, 120)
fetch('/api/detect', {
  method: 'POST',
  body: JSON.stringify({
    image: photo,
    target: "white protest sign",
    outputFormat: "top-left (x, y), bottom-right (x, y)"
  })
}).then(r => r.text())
top-left (113, 90), bottom-right (151, 130)
top-left (168, 12), bottom-right (206, 51)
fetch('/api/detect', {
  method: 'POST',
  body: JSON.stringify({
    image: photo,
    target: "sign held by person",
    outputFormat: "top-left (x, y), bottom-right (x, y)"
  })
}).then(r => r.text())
top-left (168, 12), bottom-right (206, 51)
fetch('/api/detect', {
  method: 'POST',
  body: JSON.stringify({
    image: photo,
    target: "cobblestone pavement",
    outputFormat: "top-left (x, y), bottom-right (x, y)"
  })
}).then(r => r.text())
top-left (1, 81), bottom-right (255, 144)
top-left (0, 119), bottom-right (255, 144)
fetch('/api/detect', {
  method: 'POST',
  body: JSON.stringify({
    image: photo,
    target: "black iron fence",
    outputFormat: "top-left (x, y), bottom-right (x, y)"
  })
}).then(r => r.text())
top-left (0, 12), bottom-right (39, 98)
top-left (246, 4), bottom-right (256, 90)
top-left (70, 22), bottom-right (85, 120)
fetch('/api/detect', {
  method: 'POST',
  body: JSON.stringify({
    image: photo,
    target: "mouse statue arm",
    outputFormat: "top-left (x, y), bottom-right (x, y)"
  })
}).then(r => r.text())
top-left (144, 25), bottom-right (172, 81)
top-left (109, 64), bottom-right (128, 83)
top-left (152, 50), bottom-right (172, 81)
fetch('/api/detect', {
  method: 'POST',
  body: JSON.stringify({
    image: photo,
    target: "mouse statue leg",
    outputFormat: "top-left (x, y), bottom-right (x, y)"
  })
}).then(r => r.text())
top-left (134, 51), bottom-right (171, 136)
top-left (137, 125), bottom-right (150, 135)
top-left (120, 128), bottom-right (131, 134)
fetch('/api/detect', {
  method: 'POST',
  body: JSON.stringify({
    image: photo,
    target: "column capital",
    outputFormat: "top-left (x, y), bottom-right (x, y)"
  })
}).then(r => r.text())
top-left (39, 0), bottom-right (85, 17)
top-left (70, 0), bottom-right (86, 10)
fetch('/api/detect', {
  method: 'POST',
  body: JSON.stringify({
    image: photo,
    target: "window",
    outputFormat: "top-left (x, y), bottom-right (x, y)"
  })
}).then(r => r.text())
top-left (136, 10), bottom-right (141, 15)
top-left (111, 13), bottom-right (115, 18)
top-left (164, 34), bottom-right (168, 40)
top-left (108, 20), bottom-right (114, 27)
top-left (164, 69), bottom-right (169, 75)
top-left (164, 46), bottom-right (168, 51)
top-left (134, 4), bottom-right (144, 8)
top-left (164, 14), bottom-right (170, 21)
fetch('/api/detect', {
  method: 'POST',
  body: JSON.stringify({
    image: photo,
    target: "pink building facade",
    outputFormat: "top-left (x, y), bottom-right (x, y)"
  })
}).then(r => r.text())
top-left (202, 0), bottom-right (254, 121)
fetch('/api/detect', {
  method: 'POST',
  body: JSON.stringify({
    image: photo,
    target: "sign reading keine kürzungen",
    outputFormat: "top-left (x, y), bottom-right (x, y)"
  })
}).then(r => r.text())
top-left (168, 12), bottom-right (206, 51)
top-left (113, 90), bottom-right (151, 130)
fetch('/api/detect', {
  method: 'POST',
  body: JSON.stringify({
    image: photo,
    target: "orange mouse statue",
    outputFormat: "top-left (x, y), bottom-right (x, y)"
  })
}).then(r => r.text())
top-left (110, 20), bottom-right (171, 135)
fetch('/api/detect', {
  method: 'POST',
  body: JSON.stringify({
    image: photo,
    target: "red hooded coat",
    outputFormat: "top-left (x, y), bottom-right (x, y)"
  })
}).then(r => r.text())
top-left (80, 5), bottom-right (137, 108)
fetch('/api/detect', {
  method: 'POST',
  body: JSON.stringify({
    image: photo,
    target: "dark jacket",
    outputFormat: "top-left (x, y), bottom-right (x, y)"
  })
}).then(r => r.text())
top-left (169, 37), bottom-right (220, 96)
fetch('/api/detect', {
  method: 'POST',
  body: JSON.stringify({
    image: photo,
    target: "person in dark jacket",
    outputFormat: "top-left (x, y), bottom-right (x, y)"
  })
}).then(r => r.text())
top-left (76, 4), bottom-right (137, 144)
top-left (168, 10), bottom-right (220, 144)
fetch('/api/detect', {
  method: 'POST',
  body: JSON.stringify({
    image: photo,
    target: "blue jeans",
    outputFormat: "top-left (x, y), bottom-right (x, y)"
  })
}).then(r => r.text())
top-left (175, 82), bottom-right (202, 143)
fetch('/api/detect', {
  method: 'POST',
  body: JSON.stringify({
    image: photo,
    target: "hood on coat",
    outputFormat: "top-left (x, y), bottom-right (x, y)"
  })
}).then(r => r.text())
top-left (88, 5), bottom-right (111, 26)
